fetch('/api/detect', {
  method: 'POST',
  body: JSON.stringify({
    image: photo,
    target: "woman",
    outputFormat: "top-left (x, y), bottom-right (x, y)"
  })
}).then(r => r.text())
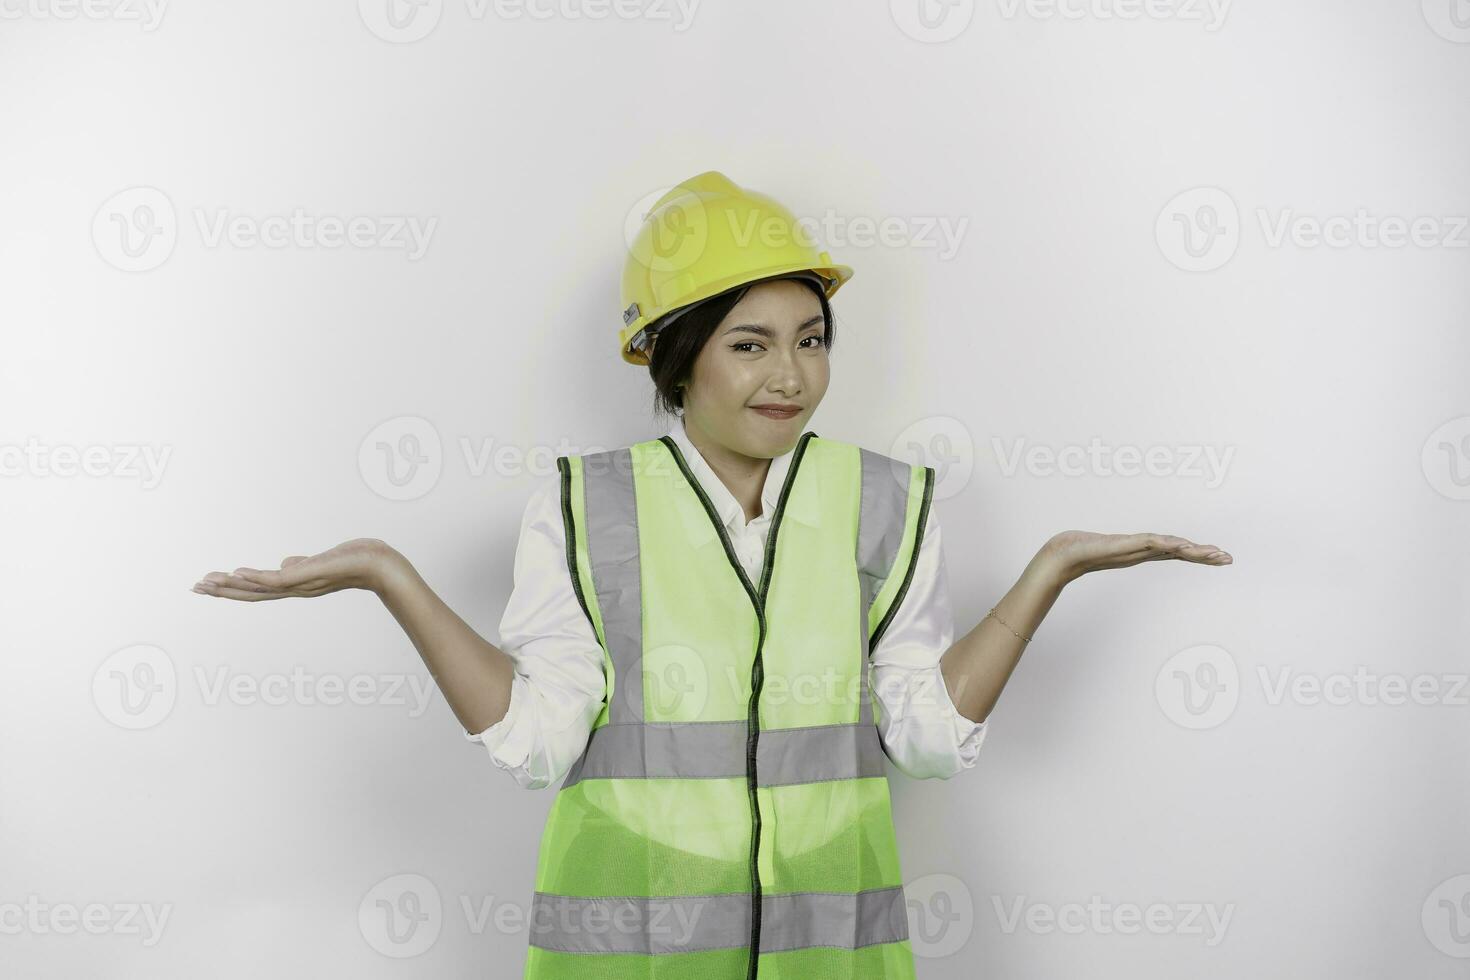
top-left (192, 171), bottom-right (1232, 979)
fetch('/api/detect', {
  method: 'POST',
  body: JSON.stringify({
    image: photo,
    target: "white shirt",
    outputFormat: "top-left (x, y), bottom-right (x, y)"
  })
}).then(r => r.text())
top-left (465, 417), bottom-right (989, 787)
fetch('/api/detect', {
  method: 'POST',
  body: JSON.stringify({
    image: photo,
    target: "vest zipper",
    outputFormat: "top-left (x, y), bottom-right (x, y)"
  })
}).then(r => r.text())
top-left (658, 431), bottom-right (817, 980)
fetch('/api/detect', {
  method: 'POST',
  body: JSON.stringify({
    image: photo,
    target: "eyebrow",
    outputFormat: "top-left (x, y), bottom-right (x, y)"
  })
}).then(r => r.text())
top-left (724, 314), bottom-right (826, 338)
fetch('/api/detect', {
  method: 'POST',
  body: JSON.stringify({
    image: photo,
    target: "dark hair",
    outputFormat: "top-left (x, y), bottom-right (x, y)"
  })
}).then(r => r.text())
top-left (647, 275), bottom-right (836, 422)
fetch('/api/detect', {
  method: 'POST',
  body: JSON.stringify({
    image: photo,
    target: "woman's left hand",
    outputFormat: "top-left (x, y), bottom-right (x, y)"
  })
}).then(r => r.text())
top-left (1037, 530), bottom-right (1233, 586)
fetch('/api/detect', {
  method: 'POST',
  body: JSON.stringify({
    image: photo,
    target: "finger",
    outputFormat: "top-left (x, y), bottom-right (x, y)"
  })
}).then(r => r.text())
top-left (195, 570), bottom-right (287, 596)
top-left (234, 562), bottom-right (321, 590)
top-left (239, 569), bottom-right (339, 595)
top-left (281, 556), bottom-right (310, 567)
top-left (1141, 538), bottom-right (1233, 565)
top-left (1187, 543), bottom-right (1233, 564)
top-left (1107, 534), bottom-right (1181, 563)
top-left (192, 581), bottom-right (289, 601)
top-left (209, 570), bottom-right (279, 594)
top-left (1105, 535), bottom-right (1208, 567)
top-left (1161, 540), bottom-right (1231, 562)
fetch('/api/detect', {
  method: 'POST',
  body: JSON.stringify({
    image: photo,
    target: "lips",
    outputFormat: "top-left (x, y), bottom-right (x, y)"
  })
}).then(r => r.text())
top-left (751, 406), bottom-right (801, 420)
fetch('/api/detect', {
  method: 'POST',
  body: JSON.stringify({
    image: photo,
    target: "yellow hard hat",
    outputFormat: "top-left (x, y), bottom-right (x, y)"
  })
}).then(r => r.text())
top-left (619, 171), bottom-right (854, 366)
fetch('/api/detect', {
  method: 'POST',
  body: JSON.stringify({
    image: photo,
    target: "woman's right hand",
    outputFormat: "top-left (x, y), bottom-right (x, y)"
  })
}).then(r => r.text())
top-left (191, 537), bottom-right (401, 601)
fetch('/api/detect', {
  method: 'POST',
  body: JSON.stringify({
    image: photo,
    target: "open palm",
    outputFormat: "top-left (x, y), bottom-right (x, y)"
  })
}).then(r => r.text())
top-left (1044, 530), bottom-right (1232, 584)
top-left (191, 537), bottom-right (389, 600)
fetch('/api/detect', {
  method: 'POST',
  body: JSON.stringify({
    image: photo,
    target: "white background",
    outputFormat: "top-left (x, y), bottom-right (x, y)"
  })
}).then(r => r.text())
top-left (2, 0), bottom-right (1468, 976)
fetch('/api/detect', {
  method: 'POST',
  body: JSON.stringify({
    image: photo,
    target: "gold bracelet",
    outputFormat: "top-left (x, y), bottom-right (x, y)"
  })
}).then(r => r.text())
top-left (985, 606), bottom-right (1032, 643)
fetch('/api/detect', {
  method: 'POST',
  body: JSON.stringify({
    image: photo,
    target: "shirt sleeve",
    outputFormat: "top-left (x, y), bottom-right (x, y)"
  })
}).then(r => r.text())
top-left (464, 474), bottom-right (608, 790)
top-left (867, 505), bottom-right (989, 780)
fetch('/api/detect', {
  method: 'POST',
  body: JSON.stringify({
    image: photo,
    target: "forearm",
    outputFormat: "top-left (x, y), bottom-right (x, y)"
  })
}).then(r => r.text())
top-left (373, 546), bottom-right (516, 736)
top-left (939, 547), bottom-right (1067, 725)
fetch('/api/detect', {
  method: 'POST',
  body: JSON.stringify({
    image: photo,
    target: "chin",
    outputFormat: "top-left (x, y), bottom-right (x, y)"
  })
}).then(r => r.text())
top-left (749, 423), bottom-right (803, 454)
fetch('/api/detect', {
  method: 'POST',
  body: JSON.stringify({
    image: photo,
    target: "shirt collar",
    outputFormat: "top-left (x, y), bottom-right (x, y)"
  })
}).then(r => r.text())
top-left (665, 415), bottom-right (795, 530)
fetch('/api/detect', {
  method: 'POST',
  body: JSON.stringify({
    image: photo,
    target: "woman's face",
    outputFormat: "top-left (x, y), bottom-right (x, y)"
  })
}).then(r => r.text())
top-left (681, 278), bottom-right (830, 459)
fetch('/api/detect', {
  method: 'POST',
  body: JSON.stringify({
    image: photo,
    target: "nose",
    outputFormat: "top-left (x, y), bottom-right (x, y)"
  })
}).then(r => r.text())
top-left (764, 346), bottom-right (805, 398)
top-left (765, 370), bottom-right (800, 399)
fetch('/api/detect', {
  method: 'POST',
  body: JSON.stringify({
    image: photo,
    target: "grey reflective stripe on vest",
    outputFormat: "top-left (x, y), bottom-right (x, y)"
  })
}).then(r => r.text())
top-left (559, 720), bottom-right (887, 790)
top-left (856, 447), bottom-right (911, 655)
top-left (762, 887), bottom-right (910, 953)
top-left (856, 447), bottom-right (917, 732)
top-left (529, 886), bottom-right (908, 954)
top-left (579, 447), bottom-right (643, 725)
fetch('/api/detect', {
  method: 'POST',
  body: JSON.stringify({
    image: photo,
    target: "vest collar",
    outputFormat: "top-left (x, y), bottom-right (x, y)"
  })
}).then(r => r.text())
top-left (664, 415), bottom-right (796, 531)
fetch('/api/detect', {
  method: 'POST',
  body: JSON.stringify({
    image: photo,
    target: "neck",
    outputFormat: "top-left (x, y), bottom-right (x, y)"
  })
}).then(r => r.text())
top-left (682, 415), bottom-right (771, 524)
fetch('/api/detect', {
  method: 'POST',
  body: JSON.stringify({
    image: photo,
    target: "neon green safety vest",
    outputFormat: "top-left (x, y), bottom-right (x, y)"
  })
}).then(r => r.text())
top-left (522, 429), bottom-right (936, 979)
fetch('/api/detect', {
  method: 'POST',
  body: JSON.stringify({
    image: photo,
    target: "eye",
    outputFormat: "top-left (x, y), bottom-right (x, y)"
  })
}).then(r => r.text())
top-left (730, 335), bottom-right (825, 354)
